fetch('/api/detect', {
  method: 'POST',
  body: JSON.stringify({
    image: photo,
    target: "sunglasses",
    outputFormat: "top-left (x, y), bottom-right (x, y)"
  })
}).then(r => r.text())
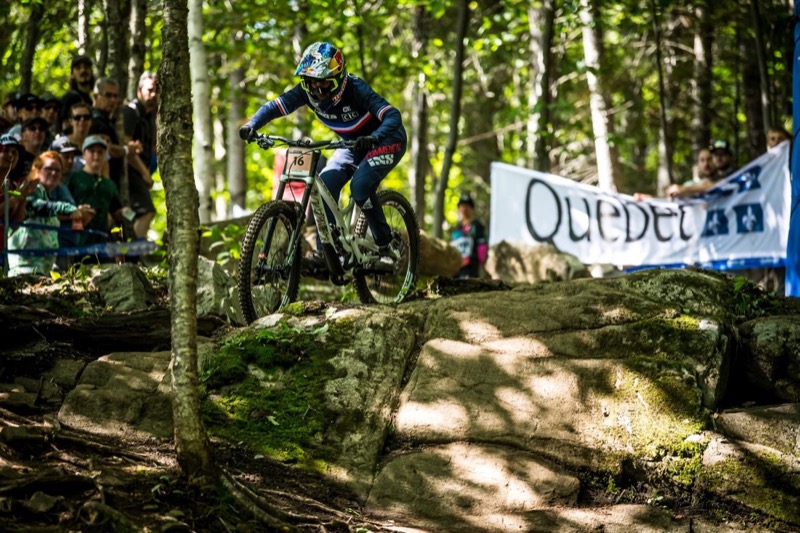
top-left (26, 125), bottom-right (46, 132)
top-left (41, 166), bottom-right (62, 174)
top-left (43, 104), bottom-right (59, 111)
top-left (72, 114), bottom-right (91, 121)
top-left (24, 104), bottom-right (41, 111)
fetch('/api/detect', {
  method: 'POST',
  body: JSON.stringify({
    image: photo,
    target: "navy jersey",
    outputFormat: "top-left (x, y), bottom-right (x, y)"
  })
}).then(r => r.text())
top-left (247, 75), bottom-right (406, 144)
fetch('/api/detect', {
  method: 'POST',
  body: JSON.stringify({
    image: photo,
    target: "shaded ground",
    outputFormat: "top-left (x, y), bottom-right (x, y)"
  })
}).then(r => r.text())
top-left (0, 275), bottom-right (390, 532)
top-left (2, 273), bottom-right (799, 532)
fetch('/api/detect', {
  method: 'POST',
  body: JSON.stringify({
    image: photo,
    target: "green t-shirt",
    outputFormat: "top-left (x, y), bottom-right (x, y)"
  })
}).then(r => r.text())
top-left (68, 169), bottom-right (122, 245)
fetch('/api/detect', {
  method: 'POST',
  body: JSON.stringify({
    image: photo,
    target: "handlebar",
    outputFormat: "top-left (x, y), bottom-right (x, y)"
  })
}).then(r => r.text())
top-left (249, 133), bottom-right (355, 151)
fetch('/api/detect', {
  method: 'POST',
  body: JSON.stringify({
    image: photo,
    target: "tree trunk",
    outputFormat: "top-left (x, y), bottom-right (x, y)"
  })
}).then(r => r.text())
top-left (104, 0), bottom-right (130, 96)
top-left (742, 39), bottom-right (766, 160)
top-left (648, 0), bottom-right (673, 195)
top-left (527, 0), bottom-right (555, 172)
top-left (159, 0), bottom-right (214, 480)
top-left (432, 0), bottom-right (469, 239)
top-left (409, 4), bottom-right (429, 228)
top-left (227, 66), bottom-right (247, 218)
top-left (20, 3), bottom-right (45, 94)
top-left (78, 0), bottom-right (90, 54)
top-left (691, 0), bottom-right (713, 161)
top-left (128, 0), bottom-right (147, 100)
top-left (579, 0), bottom-right (618, 191)
top-left (750, 0), bottom-right (772, 132)
top-left (189, 0), bottom-right (214, 223)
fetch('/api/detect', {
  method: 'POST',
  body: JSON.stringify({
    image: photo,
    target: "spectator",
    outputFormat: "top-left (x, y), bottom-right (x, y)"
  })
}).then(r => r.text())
top-left (6, 93), bottom-right (43, 137)
top-left (450, 192), bottom-right (488, 279)
top-left (710, 139), bottom-right (735, 179)
top-left (90, 77), bottom-right (129, 185)
top-left (59, 55), bottom-right (95, 133)
top-left (663, 147), bottom-right (719, 199)
top-left (39, 93), bottom-right (61, 137)
top-left (49, 141), bottom-right (83, 270)
top-left (123, 71), bottom-right (157, 238)
top-left (68, 135), bottom-right (123, 247)
top-left (1, 134), bottom-right (34, 255)
top-left (7, 151), bottom-right (93, 276)
top-left (56, 102), bottom-right (93, 172)
top-left (767, 126), bottom-right (790, 150)
top-left (3, 92), bottom-right (20, 125)
top-left (18, 117), bottom-right (50, 176)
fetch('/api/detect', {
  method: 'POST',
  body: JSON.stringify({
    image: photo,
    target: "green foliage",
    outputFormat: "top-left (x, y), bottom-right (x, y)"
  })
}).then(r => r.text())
top-left (730, 275), bottom-right (779, 319)
top-left (1, 0), bottom-right (790, 235)
top-left (202, 222), bottom-right (244, 268)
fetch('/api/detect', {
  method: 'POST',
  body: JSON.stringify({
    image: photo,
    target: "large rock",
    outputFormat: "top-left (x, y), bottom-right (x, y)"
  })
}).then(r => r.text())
top-left (738, 315), bottom-right (800, 403)
top-left (418, 230), bottom-right (463, 277)
top-left (485, 241), bottom-right (591, 283)
top-left (92, 263), bottom-right (155, 312)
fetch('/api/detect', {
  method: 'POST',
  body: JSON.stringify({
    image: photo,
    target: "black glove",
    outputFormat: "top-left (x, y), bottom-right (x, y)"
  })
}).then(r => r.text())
top-left (354, 135), bottom-right (379, 151)
top-left (239, 125), bottom-right (255, 141)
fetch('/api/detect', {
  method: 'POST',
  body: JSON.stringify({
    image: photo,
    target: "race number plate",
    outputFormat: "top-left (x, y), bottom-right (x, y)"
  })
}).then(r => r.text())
top-left (283, 148), bottom-right (313, 177)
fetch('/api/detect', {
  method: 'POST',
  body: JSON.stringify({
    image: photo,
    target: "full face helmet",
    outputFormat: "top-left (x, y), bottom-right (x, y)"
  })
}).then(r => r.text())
top-left (295, 42), bottom-right (348, 109)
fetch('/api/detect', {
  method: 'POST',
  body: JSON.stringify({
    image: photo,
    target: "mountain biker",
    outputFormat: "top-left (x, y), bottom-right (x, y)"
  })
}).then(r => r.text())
top-left (239, 41), bottom-right (407, 270)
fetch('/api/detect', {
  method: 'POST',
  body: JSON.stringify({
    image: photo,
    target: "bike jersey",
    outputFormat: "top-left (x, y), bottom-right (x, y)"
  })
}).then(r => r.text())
top-left (247, 75), bottom-right (406, 143)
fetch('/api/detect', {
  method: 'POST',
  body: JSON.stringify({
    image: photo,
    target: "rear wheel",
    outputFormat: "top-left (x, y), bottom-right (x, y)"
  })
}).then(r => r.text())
top-left (353, 190), bottom-right (419, 305)
top-left (238, 201), bottom-right (301, 323)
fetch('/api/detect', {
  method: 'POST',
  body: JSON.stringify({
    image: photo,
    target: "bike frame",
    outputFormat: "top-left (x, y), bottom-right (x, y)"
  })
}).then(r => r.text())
top-left (264, 138), bottom-right (380, 282)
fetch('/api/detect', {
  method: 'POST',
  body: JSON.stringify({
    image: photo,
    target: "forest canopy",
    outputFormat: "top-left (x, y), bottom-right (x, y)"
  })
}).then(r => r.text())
top-left (0, 0), bottom-right (792, 234)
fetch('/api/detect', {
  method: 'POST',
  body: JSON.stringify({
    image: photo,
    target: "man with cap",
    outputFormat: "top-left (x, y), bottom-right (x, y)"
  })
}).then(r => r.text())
top-left (3, 92), bottom-right (20, 124)
top-left (59, 55), bottom-right (95, 133)
top-left (39, 93), bottom-right (61, 135)
top-left (710, 139), bottom-right (735, 180)
top-left (450, 192), bottom-right (489, 279)
top-left (6, 93), bottom-right (43, 137)
top-left (67, 134), bottom-right (123, 247)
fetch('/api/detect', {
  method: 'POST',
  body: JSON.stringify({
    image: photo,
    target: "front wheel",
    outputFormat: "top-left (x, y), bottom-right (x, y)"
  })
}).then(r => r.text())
top-left (238, 201), bottom-right (302, 323)
top-left (353, 190), bottom-right (420, 305)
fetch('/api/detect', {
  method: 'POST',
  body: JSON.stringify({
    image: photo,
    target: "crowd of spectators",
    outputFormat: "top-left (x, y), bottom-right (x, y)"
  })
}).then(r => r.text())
top-left (1, 54), bottom-right (158, 276)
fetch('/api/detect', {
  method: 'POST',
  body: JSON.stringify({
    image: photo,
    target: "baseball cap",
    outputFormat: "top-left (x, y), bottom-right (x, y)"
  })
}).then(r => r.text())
top-left (71, 54), bottom-right (93, 69)
top-left (21, 117), bottom-right (49, 131)
top-left (457, 192), bottom-right (475, 207)
top-left (3, 92), bottom-right (20, 107)
top-left (40, 92), bottom-right (60, 106)
top-left (710, 140), bottom-right (732, 155)
top-left (14, 93), bottom-right (43, 111)
top-left (57, 140), bottom-right (79, 154)
top-left (0, 133), bottom-right (20, 147)
top-left (82, 134), bottom-right (108, 151)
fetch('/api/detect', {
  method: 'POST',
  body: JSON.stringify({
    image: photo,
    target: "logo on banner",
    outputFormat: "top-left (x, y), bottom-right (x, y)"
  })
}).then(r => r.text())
top-left (702, 209), bottom-right (729, 236)
top-left (733, 203), bottom-right (764, 233)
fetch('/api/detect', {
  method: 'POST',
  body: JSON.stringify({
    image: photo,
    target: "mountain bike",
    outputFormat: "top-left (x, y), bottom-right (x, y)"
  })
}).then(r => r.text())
top-left (237, 134), bottom-right (420, 324)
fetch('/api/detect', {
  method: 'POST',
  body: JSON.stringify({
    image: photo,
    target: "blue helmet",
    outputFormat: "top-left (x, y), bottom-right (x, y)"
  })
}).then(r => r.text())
top-left (296, 42), bottom-right (348, 108)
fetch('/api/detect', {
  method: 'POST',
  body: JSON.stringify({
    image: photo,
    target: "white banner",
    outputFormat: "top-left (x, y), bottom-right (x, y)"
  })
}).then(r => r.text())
top-left (489, 142), bottom-right (791, 269)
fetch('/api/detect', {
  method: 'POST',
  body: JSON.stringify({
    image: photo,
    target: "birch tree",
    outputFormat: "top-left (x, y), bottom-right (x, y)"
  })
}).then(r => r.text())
top-left (227, 66), bottom-right (247, 217)
top-left (189, 0), bottom-right (214, 223)
top-left (691, 0), bottom-right (713, 162)
top-left (159, 0), bottom-right (214, 480)
top-left (648, 0), bottom-right (672, 194)
top-left (578, 0), bottom-right (618, 191)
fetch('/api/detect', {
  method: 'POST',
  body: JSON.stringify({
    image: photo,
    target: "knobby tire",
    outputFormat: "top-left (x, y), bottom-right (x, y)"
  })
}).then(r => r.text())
top-left (353, 190), bottom-right (420, 305)
top-left (238, 201), bottom-right (302, 323)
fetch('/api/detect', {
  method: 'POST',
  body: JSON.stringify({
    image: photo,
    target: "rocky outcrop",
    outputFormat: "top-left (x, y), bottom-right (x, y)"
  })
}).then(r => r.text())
top-left (485, 241), bottom-right (591, 283)
top-left (54, 268), bottom-right (800, 531)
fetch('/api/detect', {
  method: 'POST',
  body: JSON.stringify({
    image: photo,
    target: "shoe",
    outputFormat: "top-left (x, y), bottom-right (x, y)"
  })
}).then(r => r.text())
top-left (377, 234), bottom-right (402, 266)
top-left (302, 251), bottom-right (328, 272)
